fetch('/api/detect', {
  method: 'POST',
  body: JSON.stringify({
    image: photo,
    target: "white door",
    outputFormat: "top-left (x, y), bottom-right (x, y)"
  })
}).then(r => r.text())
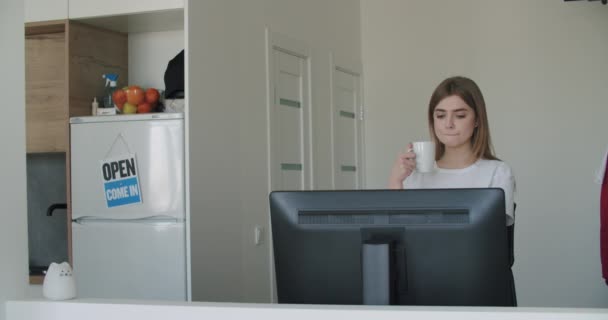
top-left (331, 62), bottom-right (364, 189)
top-left (268, 33), bottom-right (311, 191)
top-left (72, 221), bottom-right (187, 300)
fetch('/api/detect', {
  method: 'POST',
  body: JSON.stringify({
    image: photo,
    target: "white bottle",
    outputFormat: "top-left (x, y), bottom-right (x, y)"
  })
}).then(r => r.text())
top-left (92, 97), bottom-right (99, 115)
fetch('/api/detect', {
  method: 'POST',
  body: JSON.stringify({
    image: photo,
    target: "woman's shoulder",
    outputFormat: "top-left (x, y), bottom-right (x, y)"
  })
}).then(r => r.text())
top-left (477, 159), bottom-right (514, 177)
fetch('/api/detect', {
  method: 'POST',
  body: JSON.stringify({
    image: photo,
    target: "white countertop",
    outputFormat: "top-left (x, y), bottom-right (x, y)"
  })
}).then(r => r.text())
top-left (6, 299), bottom-right (608, 320)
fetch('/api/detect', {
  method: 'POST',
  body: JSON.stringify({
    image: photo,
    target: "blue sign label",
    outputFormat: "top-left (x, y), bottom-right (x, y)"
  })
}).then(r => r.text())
top-left (101, 154), bottom-right (142, 208)
top-left (104, 177), bottom-right (141, 207)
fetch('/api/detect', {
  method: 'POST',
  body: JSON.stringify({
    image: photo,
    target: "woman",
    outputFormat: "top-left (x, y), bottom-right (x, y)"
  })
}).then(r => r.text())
top-left (388, 76), bottom-right (516, 225)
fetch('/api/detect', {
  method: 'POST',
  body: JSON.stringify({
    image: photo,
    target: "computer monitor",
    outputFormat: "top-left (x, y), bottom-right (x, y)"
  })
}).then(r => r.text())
top-left (269, 188), bottom-right (515, 306)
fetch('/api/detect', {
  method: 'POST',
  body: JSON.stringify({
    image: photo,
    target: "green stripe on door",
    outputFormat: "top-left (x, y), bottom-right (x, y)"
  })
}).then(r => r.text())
top-left (280, 98), bottom-right (301, 108)
top-left (281, 163), bottom-right (303, 171)
top-left (339, 110), bottom-right (356, 119)
top-left (340, 165), bottom-right (357, 172)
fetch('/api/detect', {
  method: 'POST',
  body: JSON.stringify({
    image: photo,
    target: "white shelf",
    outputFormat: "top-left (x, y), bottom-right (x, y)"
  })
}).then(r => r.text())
top-left (74, 9), bottom-right (184, 33)
top-left (68, 0), bottom-right (183, 21)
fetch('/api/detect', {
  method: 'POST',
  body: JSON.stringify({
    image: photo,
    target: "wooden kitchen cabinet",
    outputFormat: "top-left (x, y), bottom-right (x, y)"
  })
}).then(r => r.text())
top-left (25, 20), bottom-right (128, 153)
top-left (25, 24), bottom-right (68, 153)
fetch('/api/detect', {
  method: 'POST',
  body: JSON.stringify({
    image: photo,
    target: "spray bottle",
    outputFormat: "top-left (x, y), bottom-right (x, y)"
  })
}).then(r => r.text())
top-left (102, 74), bottom-right (119, 109)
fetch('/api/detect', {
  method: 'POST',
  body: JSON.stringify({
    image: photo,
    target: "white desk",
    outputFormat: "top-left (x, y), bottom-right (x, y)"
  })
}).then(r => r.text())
top-left (6, 299), bottom-right (608, 320)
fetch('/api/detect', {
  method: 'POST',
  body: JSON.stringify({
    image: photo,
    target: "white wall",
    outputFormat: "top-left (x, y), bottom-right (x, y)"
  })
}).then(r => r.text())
top-left (128, 30), bottom-right (185, 91)
top-left (0, 0), bottom-right (29, 319)
top-left (188, 0), bottom-right (361, 303)
top-left (361, 0), bottom-right (608, 308)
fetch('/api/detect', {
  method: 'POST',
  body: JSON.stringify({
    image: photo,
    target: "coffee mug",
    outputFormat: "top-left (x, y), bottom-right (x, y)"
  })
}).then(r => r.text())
top-left (412, 141), bottom-right (435, 173)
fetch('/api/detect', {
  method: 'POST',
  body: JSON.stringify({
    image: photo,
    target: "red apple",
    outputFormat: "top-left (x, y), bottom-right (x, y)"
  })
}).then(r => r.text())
top-left (137, 102), bottom-right (153, 114)
top-left (125, 86), bottom-right (145, 105)
top-left (145, 88), bottom-right (160, 105)
top-left (112, 89), bottom-right (127, 110)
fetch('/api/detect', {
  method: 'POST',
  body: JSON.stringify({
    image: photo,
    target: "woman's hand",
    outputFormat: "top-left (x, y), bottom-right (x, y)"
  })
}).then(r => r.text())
top-left (388, 143), bottom-right (416, 189)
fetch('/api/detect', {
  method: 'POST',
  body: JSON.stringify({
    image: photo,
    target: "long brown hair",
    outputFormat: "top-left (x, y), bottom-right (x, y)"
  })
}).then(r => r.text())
top-left (428, 76), bottom-right (498, 161)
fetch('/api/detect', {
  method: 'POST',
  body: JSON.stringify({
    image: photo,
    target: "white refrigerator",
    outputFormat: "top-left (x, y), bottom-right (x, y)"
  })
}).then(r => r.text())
top-left (70, 113), bottom-right (188, 301)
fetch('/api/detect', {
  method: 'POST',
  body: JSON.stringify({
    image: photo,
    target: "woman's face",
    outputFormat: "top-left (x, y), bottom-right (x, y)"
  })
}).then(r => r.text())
top-left (432, 95), bottom-right (477, 149)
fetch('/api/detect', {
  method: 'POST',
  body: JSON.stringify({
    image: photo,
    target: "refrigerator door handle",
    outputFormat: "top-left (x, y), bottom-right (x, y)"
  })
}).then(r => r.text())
top-left (72, 215), bottom-right (181, 225)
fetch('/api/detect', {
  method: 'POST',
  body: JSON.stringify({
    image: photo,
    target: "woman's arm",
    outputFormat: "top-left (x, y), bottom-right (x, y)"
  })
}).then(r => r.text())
top-left (388, 144), bottom-right (416, 189)
top-left (490, 162), bottom-right (516, 225)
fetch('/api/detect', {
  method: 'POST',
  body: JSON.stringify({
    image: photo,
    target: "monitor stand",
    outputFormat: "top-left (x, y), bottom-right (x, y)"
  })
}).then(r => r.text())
top-left (362, 242), bottom-right (397, 305)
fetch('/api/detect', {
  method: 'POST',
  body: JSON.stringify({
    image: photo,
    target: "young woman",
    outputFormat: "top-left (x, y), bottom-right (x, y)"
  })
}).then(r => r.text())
top-left (388, 76), bottom-right (516, 225)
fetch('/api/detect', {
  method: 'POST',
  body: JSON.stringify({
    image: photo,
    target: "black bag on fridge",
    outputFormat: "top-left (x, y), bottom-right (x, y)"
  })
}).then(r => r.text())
top-left (164, 49), bottom-right (184, 99)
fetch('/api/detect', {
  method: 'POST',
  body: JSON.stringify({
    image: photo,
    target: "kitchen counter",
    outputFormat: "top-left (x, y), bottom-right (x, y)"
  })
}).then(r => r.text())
top-left (6, 299), bottom-right (608, 320)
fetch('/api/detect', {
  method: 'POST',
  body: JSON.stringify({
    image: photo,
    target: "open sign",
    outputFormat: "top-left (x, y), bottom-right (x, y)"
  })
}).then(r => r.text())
top-left (101, 154), bottom-right (142, 208)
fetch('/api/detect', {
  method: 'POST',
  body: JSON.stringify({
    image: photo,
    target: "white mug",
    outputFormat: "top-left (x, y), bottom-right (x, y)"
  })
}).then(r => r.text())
top-left (412, 141), bottom-right (435, 173)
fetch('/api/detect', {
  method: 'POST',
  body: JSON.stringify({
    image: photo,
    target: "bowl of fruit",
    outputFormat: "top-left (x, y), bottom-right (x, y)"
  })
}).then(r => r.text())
top-left (112, 86), bottom-right (161, 114)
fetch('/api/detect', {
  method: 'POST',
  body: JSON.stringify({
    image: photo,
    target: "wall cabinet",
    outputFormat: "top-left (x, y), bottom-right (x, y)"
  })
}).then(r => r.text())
top-left (25, 25), bottom-right (68, 153)
top-left (25, 21), bottom-right (128, 153)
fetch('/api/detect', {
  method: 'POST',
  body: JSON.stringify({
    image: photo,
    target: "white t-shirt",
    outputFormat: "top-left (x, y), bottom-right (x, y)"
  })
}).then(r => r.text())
top-left (403, 159), bottom-right (516, 226)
